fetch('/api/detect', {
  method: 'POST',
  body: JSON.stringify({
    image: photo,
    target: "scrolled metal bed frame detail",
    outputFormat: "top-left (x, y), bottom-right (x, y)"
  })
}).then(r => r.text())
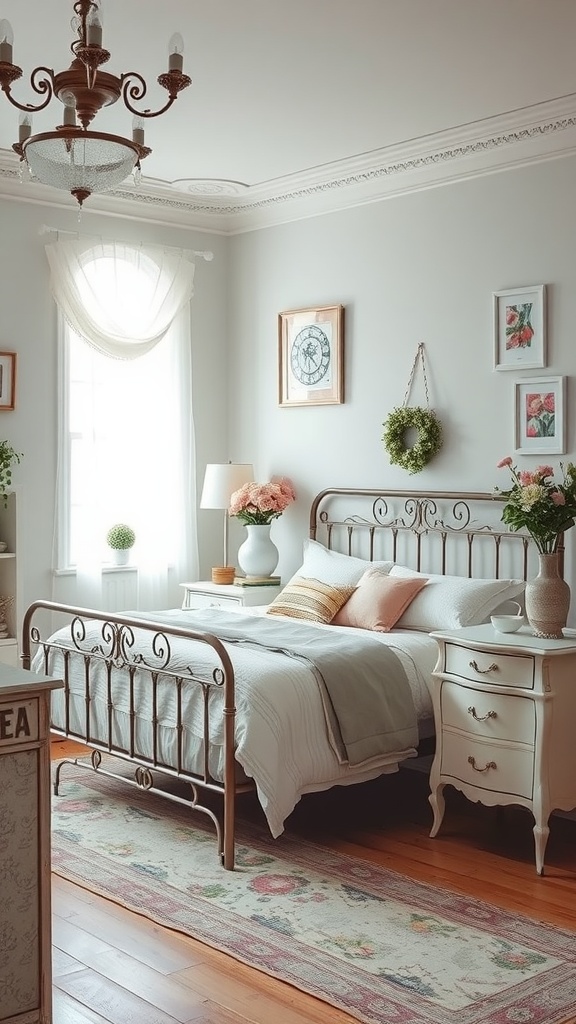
top-left (22, 603), bottom-right (245, 870)
top-left (309, 488), bottom-right (559, 580)
top-left (22, 488), bottom-right (550, 871)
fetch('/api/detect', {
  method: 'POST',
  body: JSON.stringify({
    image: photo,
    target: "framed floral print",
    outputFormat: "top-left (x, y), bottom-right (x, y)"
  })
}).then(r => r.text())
top-left (514, 375), bottom-right (565, 455)
top-left (278, 304), bottom-right (344, 407)
top-left (0, 352), bottom-right (16, 410)
top-left (493, 285), bottom-right (546, 371)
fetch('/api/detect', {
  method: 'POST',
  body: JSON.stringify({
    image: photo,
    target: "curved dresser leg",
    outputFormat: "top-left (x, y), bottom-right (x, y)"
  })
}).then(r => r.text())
top-left (533, 821), bottom-right (550, 876)
top-left (429, 782), bottom-right (446, 838)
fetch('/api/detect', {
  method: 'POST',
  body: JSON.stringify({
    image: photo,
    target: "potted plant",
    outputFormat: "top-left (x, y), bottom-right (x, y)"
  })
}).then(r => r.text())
top-left (106, 523), bottom-right (136, 565)
top-left (0, 441), bottom-right (22, 507)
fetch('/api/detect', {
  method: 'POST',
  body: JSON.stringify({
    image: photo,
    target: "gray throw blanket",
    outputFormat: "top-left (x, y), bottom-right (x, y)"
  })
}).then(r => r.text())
top-left (129, 608), bottom-right (418, 767)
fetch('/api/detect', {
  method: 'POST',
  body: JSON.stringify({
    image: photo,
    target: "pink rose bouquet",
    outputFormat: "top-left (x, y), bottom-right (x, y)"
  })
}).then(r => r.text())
top-left (495, 458), bottom-right (576, 553)
top-left (229, 477), bottom-right (296, 526)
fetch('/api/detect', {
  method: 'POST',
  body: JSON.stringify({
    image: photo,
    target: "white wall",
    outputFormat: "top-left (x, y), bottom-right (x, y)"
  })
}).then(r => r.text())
top-left (3, 151), bottom-right (576, 620)
top-left (227, 156), bottom-right (576, 586)
top-left (0, 197), bottom-right (230, 616)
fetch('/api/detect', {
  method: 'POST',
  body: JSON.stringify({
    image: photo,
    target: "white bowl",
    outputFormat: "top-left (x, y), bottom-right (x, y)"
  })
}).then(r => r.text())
top-left (490, 613), bottom-right (524, 633)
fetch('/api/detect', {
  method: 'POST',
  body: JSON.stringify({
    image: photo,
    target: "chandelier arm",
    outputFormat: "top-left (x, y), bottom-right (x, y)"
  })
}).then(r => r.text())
top-left (120, 72), bottom-right (177, 119)
top-left (0, 66), bottom-right (55, 113)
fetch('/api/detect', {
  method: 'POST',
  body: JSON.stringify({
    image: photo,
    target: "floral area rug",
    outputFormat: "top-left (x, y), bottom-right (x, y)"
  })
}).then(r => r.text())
top-left (50, 761), bottom-right (576, 1024)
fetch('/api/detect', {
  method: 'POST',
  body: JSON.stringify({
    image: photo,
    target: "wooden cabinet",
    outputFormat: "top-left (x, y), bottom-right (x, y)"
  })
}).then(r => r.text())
top-left (180, 580), bottom-right (282, 610)
top-left (428, 624), bottom-right (576, 874)
top-left (0, 663), bottom-right (63, 1024)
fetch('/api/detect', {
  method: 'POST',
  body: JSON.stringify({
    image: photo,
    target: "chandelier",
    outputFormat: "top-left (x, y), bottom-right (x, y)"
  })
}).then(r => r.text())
top-left (0, 0), bottom-right (191, 206)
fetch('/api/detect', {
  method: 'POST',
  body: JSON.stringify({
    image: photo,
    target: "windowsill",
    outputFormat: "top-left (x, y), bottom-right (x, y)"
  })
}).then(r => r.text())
top-left (53, 565), bottom-right (138, 577)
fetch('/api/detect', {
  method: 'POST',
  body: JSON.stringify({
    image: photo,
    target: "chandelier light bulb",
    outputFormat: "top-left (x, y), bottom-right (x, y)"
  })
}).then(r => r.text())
top-left (63, 103), bottom-right (76, 127)
top-left (132, 115), bottom-right (145, 147)
top-left (18, 111), bottom-right (32, 143)
top-left (168, 33), bottom-right (184, 73)
top-left (0, 18), bottom-right (13, 63)
top-left (86, 5), bottom-right (103, 47)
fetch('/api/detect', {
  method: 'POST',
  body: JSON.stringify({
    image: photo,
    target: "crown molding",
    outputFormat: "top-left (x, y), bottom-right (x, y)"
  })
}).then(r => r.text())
top-left (0, 93), bottom-right (575, 234)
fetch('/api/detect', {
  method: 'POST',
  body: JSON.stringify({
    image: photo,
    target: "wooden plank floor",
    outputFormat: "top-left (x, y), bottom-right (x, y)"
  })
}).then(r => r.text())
top-left (50, 740), bottom-right (576, 1024)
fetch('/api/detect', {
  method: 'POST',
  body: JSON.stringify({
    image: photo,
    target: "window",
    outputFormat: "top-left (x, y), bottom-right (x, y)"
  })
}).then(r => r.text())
top-left (54, 243), bottom-right (195, 583)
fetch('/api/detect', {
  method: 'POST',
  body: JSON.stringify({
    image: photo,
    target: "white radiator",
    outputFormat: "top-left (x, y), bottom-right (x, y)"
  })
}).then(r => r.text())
top-left (102, 570), bottom-right (138, 611)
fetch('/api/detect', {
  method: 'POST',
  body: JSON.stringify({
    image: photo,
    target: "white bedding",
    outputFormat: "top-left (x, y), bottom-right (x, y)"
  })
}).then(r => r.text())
top-left (38, 609), bottom-right (435, 837)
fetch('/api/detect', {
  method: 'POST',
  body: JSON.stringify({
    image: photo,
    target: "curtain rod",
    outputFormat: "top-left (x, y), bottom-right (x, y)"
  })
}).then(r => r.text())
top-left (38, 224), bottom-right (214, 261)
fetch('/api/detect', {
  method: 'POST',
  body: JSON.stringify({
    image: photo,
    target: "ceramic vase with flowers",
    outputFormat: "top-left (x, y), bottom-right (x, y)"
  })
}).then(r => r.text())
top-left (229, 477), bottom-right (296, 579)
top-left (495, 458), bottom-right (576, 638)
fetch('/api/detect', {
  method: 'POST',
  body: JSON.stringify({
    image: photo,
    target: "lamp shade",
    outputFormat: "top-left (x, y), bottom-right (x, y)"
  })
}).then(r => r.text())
top-left (200, 463), bottom-right (254, 510)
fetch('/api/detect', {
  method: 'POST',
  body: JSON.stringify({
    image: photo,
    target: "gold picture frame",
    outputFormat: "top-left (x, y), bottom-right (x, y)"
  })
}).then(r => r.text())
top-left (0, 352), bottom-right (16, 411)
top-left (278, 304), bottom-right (344, 407)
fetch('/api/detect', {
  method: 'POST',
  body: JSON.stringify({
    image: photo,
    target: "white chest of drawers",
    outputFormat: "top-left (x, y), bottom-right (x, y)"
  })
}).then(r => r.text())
top-left (180, 580), bottom-right (282, 610)
top-left (428, 624), bottom-right (576, 874)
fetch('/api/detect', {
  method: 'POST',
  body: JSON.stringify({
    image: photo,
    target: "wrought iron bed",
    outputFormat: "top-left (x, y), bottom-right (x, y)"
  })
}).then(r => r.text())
top-left (22, 488), bottom-right (544, 870)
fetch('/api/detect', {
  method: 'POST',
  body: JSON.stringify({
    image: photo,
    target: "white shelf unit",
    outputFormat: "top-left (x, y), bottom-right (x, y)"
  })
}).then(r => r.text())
top-left (0, 490), bottom-right (20, 666)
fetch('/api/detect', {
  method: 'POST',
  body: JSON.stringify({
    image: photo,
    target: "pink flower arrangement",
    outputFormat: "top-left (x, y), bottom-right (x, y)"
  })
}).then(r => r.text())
top-left (229, 477), bottom-right (296, 526)
top-left (495, 458), bottom-right (576, 553)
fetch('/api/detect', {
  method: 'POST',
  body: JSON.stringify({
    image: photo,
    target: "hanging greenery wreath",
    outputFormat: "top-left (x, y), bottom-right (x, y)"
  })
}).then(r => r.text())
top-left (382, 405), bottom-right (443, 474)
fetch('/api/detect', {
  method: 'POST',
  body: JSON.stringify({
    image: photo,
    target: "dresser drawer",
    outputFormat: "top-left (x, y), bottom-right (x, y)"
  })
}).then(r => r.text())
top-left (186, 593), bottom-right (243, 610)
top-left (440, 681), bottom-right (535, 745)
top-left (441, 734), bottom-right (534, 799)
top-left (444, 643), bottom-right (535, 689)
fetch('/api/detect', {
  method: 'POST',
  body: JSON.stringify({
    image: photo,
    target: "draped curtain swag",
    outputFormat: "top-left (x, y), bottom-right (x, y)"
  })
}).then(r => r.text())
top-left (45, 237), bottom-right (196, 359)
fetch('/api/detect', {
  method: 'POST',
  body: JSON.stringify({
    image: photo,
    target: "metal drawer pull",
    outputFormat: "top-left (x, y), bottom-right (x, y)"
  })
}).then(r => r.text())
top-left (469, 659), bottom-right (499, 675)
top-left (468, 755), bottom-right (497, 772)
top-left (467, 706), bottom-right (497, 722)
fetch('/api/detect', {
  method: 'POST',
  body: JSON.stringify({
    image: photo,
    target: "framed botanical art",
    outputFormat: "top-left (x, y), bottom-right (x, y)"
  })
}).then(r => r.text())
top-left (493, 285), bottom-right (546, 371)
top-left (0, 352), bottom-right (16, 411)
top-left (278, 304), bottom-right (344, 407)
top-left (514, 375), bottom-right (565, 455)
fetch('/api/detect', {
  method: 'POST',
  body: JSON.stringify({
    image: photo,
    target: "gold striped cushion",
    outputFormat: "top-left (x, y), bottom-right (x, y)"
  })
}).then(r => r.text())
top-left (266, 576), bottom-right (356, 624)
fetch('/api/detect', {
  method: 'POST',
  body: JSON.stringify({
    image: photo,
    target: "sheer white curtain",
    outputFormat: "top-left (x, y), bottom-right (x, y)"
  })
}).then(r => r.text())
top-left (45, 239), bottom-right (196, 358)
top-left (47, 237), bottom-right (199, 611)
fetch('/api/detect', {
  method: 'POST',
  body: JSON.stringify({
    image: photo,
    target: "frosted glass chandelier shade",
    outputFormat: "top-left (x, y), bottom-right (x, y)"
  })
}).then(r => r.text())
top-left (23, 132), bottom-right (140, 198)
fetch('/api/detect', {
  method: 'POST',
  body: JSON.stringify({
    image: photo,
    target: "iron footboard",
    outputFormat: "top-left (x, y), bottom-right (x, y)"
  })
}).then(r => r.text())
top-left (21, 599), bottom-right (250, 869)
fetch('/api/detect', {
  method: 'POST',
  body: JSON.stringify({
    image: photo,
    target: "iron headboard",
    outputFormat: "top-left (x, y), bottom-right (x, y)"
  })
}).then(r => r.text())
top-left (309, 488), bottom-right (562, 582)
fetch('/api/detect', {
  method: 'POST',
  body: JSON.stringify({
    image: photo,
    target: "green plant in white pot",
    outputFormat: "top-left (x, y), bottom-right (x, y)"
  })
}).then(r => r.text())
top-left (0, 441), bottom-right (22, 508)
top-left (106, 523), bottom-right (135, 565)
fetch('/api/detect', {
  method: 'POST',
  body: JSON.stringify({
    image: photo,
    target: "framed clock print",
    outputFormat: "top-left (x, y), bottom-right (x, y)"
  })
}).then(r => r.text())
top-left (278, 304), bottom-right (344, 407)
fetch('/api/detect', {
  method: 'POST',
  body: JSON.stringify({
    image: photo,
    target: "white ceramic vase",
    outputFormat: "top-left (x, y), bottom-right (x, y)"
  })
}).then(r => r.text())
top-left (237, 524), bottom-right (279, 579)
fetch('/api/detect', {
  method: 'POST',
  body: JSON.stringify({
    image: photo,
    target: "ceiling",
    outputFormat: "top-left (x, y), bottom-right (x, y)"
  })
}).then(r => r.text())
top-left (0, 1), bottom-right (576, 231)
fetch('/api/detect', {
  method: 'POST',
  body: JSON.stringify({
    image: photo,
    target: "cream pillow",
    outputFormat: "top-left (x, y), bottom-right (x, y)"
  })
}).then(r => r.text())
top-left (296, 538), bottom-right (394, 586)
top-left (332, 569), bottom-right (428, 632)
top-left (389, 565), bottom-right (525, 631)
top-left (266, 576), bottom-right (355, 624)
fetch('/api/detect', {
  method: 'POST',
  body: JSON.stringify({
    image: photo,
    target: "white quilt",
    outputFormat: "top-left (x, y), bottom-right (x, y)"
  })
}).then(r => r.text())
top-left (38, 610), bottom-right (436, 837)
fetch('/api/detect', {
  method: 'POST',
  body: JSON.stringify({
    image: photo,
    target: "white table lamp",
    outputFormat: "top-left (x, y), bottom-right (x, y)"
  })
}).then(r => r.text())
top-left (200, 463), bottom-right (254, 584)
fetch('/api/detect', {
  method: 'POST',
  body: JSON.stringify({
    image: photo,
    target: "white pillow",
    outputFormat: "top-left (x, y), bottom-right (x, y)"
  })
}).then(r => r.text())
top-left (296, 538), bottom-right (394, 586)
top-left (389, 565), bottom-right (525, 631)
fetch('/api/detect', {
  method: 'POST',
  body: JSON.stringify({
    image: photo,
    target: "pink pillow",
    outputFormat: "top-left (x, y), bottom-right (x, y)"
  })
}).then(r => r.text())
top-left (331, 569), bottom-right (428, 632)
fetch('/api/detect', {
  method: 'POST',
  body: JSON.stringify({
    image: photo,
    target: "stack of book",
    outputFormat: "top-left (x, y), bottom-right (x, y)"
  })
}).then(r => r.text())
top-left (234, 575), bottom-right (281, 587)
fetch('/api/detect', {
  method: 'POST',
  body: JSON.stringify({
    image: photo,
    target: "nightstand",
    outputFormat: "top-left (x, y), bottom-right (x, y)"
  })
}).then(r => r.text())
top-left (428, 624), bottom-right (576, 874)
top-left (180, 580), bottom-right (282, 610)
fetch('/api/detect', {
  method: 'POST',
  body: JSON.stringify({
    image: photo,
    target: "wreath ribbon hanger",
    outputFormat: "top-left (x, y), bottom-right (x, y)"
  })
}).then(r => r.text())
top-left (403, 342), bottom-right (431, 411)
top-left (382, 342), bottom-right (443, 474)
